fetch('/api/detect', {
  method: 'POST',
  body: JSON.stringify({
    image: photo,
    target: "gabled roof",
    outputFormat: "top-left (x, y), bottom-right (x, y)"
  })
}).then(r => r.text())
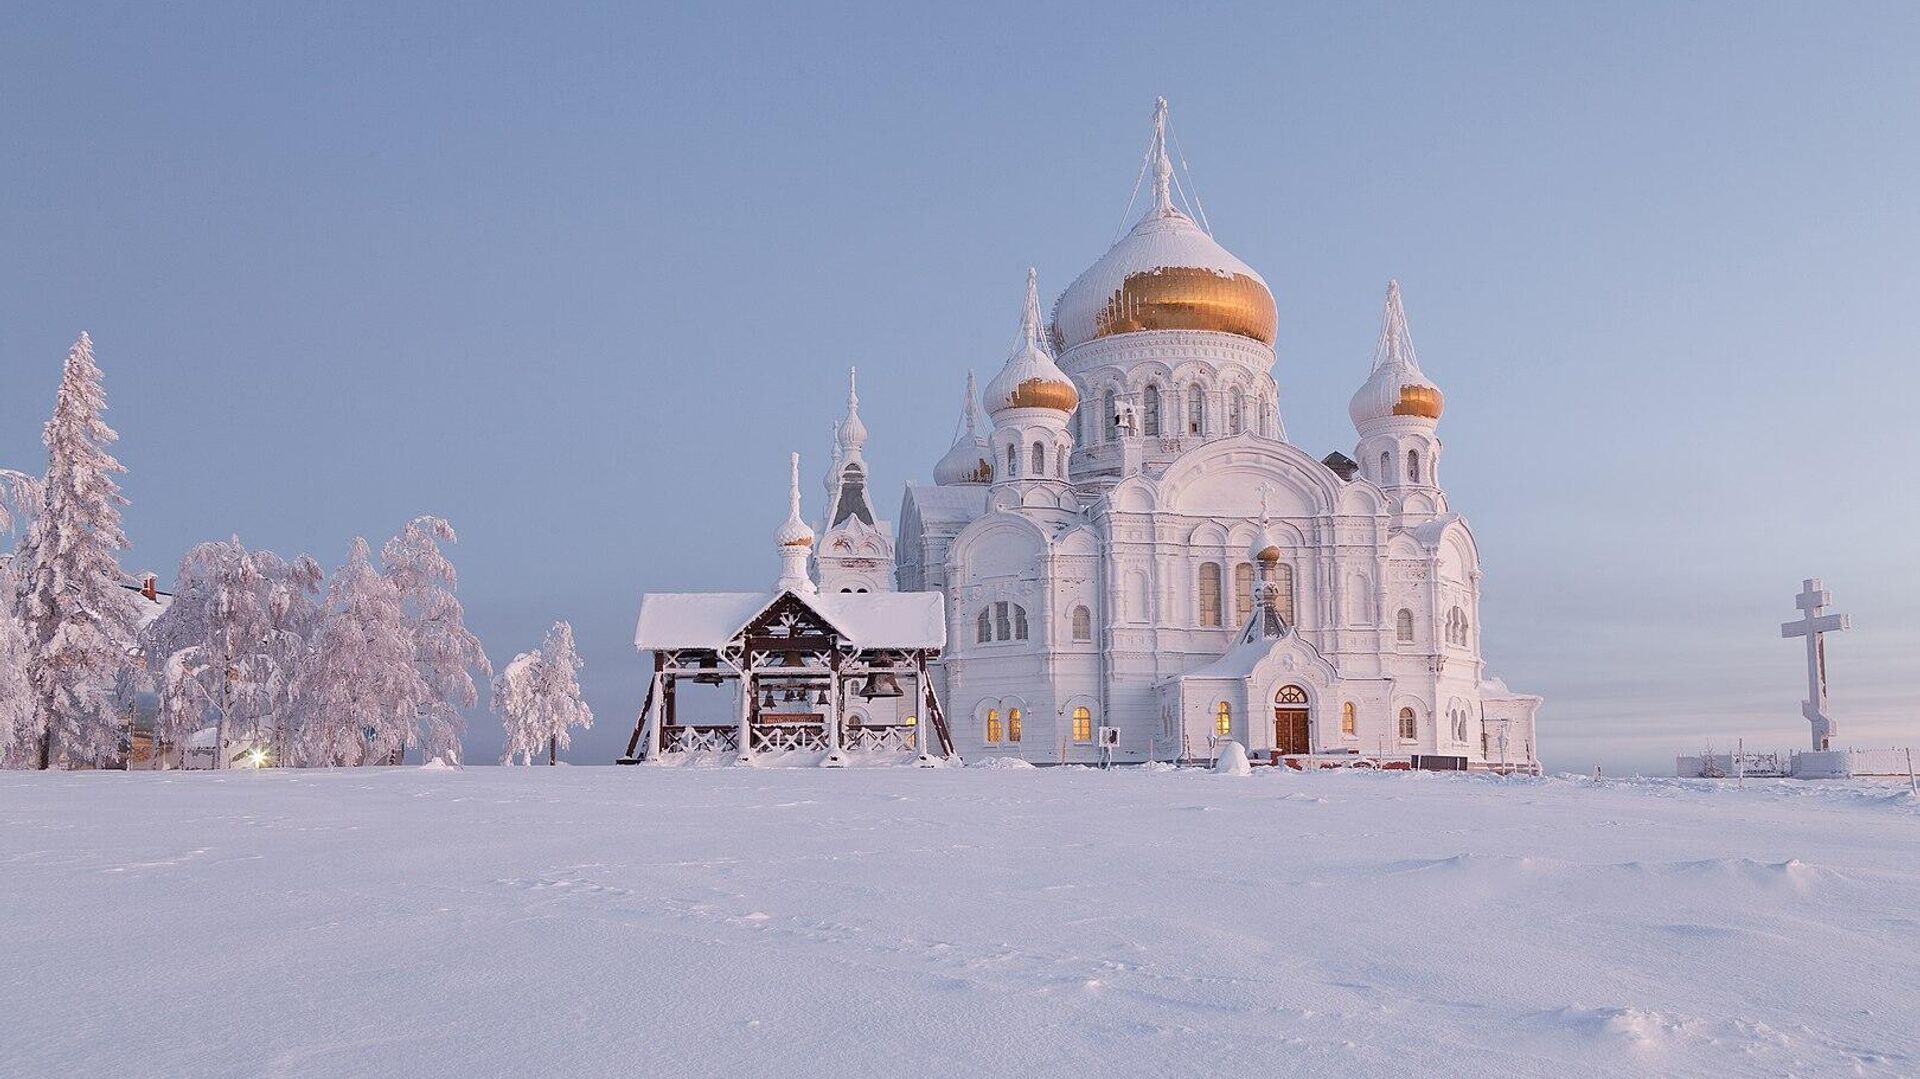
top-left (904, 483), bottom-right (989, 526)
top-left (634, 588), bottom-right (945, 652)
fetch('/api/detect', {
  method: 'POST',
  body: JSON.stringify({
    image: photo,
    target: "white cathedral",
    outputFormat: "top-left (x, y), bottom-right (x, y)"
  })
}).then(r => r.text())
top-left (634, 100), bottom-right (1540, 772)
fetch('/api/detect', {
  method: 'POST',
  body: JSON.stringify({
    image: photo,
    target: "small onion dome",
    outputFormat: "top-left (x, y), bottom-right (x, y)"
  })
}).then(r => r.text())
top-left (774, 453), bottom-right (815, 548)
top-left (1348, 279), bottom-right (1443, 428)
top-left (1050, 207), bottom-right (1276, 352)
top-left (1249, 527), bottom-right (1281, 563)
top-left (986, 269), bottom-right (1079, 418)
top-left (1348, 363), bottom-right (1444, 427)
top-left (933, 435), bottom-right (993, 486)
top-left (837, 368), bottom-right (868, 452)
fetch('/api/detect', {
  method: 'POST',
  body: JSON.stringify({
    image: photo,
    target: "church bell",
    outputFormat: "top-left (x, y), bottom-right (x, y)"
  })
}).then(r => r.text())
top-left (857, 670), bottom-right (904, 699)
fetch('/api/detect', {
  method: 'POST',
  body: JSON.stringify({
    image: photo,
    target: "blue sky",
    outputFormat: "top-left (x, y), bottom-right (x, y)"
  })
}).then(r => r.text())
top-left (4, 3), bottom-right (1916, 772)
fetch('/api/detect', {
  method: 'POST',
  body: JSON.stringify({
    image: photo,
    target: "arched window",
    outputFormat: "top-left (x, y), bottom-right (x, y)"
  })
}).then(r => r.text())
top-left (1451, 707), bottom-right (1467, 743)
top-left (1398, 707), bottom-right (1417, 741)
top-left (1071, 605), bottom-right (1092, 642)
top-left (1257, 402), bottom-right (1269, 437)
top-left (1341, 701), bottom-right (1357, 736)
top-left (1071, 408), bottom-right (1082, 445)
top-left (1031, 441), bottom-right (1046, 476)
top-left (986, 709), bottom-right (1002, 743)
top-left (1274, 563), bottom-right (1296, 625)
top-left (1445, 606), bottom-right (1469, 647)
top-left (1071, 706), bottom-right (1092, 742)
top-left (1187, 385), bottom-right (1205, 435)
top-left (1407, 450), bottom-right (1421, 484)
top-left (1395, 608), bottom-right (1415, 643)
top-left (1013, 605), bottom-right (1029, 640)
top-left (1056, 446), bottom-right (1067, 477)
top-left (1143, 384), bottom-right (1161, 436)
top-left (1380, 451), bottom-right (1393, 483)
top-left (1005, 443), bottom-right (1017, 477)
top-left (994, 601), bottom-right (1012, 641)
top-left (1228, 389), bottom-right (1245, 435)
top-left (1233, 562), bottom-right (1254, 623)
top-left (1198, 562), bottom-right (1223, 627)
top-left (1008, 707), bottom-right (1023, 743)
top-left (976, 609), bottom-right (991, 644)
top-left (1215, 701), bottom-right (1232, 737)
top-left (1104, 390), bottom-right (1118, 442)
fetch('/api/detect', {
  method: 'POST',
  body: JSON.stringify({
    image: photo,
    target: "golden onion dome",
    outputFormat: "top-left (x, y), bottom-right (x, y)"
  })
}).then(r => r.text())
top-left (1348, 280), bottom-right (1444, 429)
top-left (985, 269), bottom-right (1079, 418)
top-left (1049, 206), bottom-right (1277, 352)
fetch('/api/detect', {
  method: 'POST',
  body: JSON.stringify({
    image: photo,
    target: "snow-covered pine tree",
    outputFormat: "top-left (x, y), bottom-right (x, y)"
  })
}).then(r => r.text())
top-left (13, 334), bottom-right (141, 769)
top-left (294, 538), bottom-right (428, 767)
top-left (493, 621), bottom-right (593, 765)
top-left (381, 516), bottom-right (491, 765)
top-left (0, 563), bottom-right (34, 768)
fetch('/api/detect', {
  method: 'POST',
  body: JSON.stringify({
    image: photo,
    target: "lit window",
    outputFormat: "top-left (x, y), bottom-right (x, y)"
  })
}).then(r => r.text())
top-left (1398, 707), bottom-right (1417, 741)
top-left (1071, 605), bottom-right (1092, 642)
top-left (1233, 563), bottom-right (1253, 623)
top-left (1198, 562), bottom-right (1222, 627)
top-left (1008, 708), bottom-right (1022, 742)
top-left (1341, 702), bottom-right (1356, 736)
top-left (1396, 608), bottom-right (1415, 644)
top-left (976, 609), bottom-right (991, 644)
top-left (986, 709), bottom-right (1001, 743)
top-left (1072, 706), bottom-right (1092, 742)
top-left (1215, 701), bottom-right (1232, 737)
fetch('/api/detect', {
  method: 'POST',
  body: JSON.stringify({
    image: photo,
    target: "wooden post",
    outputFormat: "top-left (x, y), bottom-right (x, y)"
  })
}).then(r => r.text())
top-left (549, 734), bottom-right (557, 765)
top-left (736, 667), bottom-right (753, 764)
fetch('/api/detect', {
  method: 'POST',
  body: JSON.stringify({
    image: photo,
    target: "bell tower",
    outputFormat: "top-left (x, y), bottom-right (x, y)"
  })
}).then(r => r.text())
top-left (816, 367), bottom-right (897, 594)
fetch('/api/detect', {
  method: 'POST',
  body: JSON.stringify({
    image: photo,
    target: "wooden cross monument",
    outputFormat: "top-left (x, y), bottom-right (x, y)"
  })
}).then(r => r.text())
top-left (1780, 578), bottom-right (1850, 751)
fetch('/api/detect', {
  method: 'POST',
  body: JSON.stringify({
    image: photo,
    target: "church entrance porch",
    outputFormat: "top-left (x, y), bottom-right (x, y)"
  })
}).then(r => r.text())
top-left (1273, 684), bottom-right (1311, 755)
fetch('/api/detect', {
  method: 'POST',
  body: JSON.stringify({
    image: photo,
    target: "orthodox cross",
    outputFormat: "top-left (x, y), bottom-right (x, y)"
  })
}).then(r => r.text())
top-left (1780, 578), bottom-right (1850, 751)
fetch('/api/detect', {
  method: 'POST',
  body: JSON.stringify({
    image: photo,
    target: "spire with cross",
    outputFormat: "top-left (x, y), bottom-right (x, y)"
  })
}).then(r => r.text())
top-left (1780, 578), bottom-right (1851, 751)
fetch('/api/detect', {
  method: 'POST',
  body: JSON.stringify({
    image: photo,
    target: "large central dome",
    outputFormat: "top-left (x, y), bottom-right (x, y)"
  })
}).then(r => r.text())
top-left (1049, 205), bottom-right (1276, 352)
top-left (1049, 99), bottom-right (1276, 354)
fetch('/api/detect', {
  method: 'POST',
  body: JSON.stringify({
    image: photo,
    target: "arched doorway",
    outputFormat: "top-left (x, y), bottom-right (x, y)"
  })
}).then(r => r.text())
top-left (1273, 684), bottom-right (1311, 755)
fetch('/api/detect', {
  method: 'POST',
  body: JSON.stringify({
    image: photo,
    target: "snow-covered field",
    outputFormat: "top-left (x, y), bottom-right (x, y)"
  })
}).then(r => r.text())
top-left (3, 766), bottom-right (1915, 1078)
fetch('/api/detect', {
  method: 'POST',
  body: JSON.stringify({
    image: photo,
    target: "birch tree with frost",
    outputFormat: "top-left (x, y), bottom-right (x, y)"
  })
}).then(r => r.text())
top-left (494, 621), bottom-right (593, 765)
top-left (295, 538), bottom-right (427, 766)
top-left (382, 516), bottom-right (490, 765)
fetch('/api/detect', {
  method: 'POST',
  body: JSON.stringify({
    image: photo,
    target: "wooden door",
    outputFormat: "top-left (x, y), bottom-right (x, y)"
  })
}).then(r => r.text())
top-left (1274, 709), bottom-right (1310, 754)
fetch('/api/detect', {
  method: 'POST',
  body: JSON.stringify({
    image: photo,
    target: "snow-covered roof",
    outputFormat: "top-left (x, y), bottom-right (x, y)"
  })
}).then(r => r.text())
top-left (634, 589), bottom-right (945, 652)
top-left (905, 483), bottom-right (989, 526)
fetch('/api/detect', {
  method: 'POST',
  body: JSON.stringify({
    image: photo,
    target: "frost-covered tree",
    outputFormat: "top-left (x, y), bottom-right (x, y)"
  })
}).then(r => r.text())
top-left (494, 621), bottom-right (593, 765)
top-left (143, 538), bottom-right (283, 767)
top-left (252, 550), bottom-right (324, 763)
top-left (13, 334), bottom-right (141, 768)
top-left (294, 538), bottom-right (427, 766)
top-left (0, 469), bottom-right (42, 554)
top-left (382, 516), bottom-right (490, 765)
top-left (0, 563), bottom-right (34, 768)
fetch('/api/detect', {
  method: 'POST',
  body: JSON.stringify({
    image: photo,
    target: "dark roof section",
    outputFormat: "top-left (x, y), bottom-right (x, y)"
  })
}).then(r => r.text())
top-left (1321, 451), bottom-right (1359, 482)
